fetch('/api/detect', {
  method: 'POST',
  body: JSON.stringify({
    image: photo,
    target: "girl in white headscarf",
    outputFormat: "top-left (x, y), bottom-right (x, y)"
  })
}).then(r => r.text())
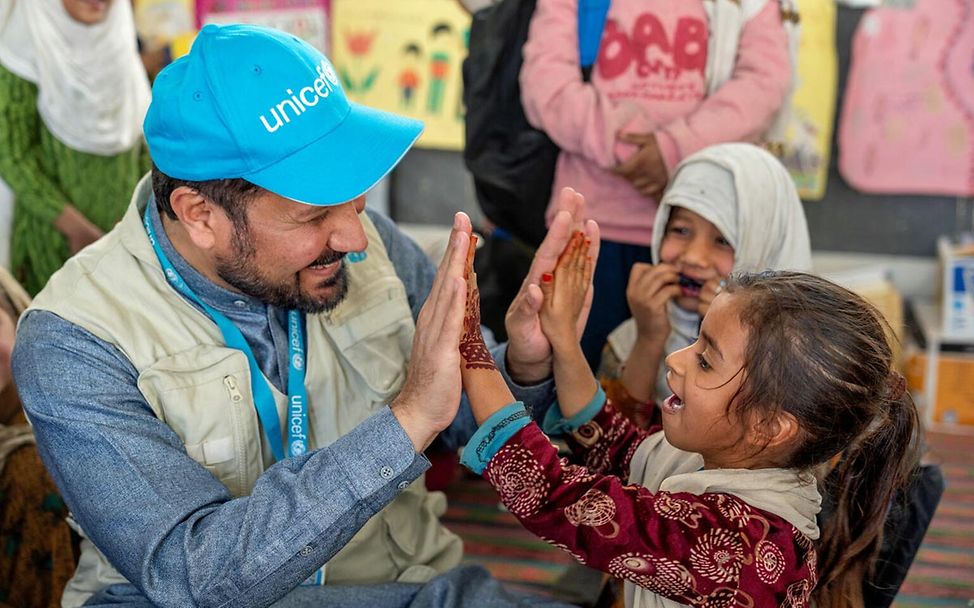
top-left (601, 143), bottom-right (811, 421)
top-left (0, 0), bottom-right (151, 294)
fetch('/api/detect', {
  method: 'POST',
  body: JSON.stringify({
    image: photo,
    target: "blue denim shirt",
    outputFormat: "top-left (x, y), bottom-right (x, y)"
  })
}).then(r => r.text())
top-left (12, 203), bottom-right (554, 608)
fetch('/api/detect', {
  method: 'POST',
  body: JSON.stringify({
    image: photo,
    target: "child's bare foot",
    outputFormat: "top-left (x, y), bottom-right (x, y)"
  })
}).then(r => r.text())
top-left (539, 231), bottom-right (593, 351)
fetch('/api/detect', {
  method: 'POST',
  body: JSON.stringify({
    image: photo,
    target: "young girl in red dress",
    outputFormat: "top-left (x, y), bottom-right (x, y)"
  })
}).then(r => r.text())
top-left (457, 233), bottom-right (919, 608)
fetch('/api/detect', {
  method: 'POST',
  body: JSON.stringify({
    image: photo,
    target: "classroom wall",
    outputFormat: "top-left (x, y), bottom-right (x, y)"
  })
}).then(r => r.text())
top-left (390, 5), bottom-right (969, 260)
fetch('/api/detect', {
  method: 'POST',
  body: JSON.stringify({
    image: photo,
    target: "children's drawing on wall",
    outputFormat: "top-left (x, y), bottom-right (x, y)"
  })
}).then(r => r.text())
top-left (331, 0), bottom-right (470, 150)
top-left (134, 0), bottom-right (197, 59)
top-left (340, 30), bottom-right (380, 94)
top-left (779, 0), bottom-right (837, 200)
top-left (838, 0), bottom-right (974, 197)
top-left (427, 22), bottom-right (453, 114)
top-left (399, 43), bottom-right (423, 109)
top-left (197, 0), bottom-right (330, 52)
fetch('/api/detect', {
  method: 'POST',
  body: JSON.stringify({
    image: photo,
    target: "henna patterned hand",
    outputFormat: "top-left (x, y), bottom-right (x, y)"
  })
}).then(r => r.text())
top-left (539, 231), bottom-right (594, 352)
top-left (460, 234), bottom-right (497, 370)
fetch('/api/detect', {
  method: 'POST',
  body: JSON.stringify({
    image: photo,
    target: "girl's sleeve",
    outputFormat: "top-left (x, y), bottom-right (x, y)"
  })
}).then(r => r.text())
top-left (482, 422), bottom-right (816, 606)
top-left (0, 66), bottom-right (70, 224)
top-left (519, 0), bottom-right (656, 168)
top-left (652, 1), bottom-right (792, 172)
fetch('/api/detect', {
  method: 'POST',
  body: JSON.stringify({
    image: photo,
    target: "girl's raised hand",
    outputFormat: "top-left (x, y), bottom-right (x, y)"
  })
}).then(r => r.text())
top-left (539, 232), bottom-right (594, 353)
top-left (459, 234), bottom-right (496, 371)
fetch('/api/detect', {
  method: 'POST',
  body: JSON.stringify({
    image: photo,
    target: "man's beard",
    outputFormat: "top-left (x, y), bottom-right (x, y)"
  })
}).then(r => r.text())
top-left (215, 228), bottom-right (350, 314)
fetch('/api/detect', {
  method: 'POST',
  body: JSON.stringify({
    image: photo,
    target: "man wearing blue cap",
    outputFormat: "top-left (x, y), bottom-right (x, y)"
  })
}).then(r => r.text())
top-left (13, 24), bottom-right (598, 608)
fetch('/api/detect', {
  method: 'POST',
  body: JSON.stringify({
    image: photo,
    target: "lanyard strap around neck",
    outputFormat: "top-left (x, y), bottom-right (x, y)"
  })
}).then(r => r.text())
top-left (143, 206), bottom-right (309, 462)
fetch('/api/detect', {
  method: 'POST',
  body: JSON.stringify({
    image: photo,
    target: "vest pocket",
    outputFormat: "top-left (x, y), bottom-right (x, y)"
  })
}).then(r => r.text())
top-left (137, 346), bottom-right (261, 497)
top-left (322, 293), bottom-right (413, 401)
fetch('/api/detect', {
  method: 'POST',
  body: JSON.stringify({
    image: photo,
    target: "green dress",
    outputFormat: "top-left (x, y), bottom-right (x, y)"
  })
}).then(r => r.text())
top-left (0, 64), bottom-right (152, 295)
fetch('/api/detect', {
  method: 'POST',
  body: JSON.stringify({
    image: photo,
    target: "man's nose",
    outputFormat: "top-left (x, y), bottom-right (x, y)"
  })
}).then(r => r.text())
top-left (327, 198), bottom-right (368, 253)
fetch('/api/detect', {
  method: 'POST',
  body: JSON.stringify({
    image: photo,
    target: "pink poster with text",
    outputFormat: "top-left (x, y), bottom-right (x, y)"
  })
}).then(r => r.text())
top-left (838, 0), bottom-right (974, 197)
top-left (196, 0), bottom-right (330, 53)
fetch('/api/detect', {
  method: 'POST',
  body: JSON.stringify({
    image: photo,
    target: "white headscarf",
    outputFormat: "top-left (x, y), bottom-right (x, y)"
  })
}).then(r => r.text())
top-left (607, 143), bottom-right (812, 397)
top-left (0, 0), bottom-right (150, 156)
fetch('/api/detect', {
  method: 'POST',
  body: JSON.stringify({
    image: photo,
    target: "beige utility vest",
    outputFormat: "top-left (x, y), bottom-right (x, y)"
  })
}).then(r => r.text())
top-left (29, 176), bottom-right (462, 607)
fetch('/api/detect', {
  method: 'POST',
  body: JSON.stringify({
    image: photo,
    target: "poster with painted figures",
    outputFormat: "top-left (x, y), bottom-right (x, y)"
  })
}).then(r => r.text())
top-left (838, 0), bottom-right (974, 196)
top-left (197, 0), bottom-right (330, 53)
top-left (330, 0), bottom-right (470, 150)
top-left (780, 0), bottom-right (837, 201)
top-left (134, 0), bottom-right (197, 58)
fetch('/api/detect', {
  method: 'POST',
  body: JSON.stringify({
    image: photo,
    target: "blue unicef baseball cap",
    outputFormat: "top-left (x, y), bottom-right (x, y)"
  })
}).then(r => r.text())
top-left (145, 24), bottom-right (424, 206)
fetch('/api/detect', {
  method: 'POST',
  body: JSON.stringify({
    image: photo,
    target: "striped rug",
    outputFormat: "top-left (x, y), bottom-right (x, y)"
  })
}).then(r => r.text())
top-left (442, 474), bottom-right (576, 600)
top-left (444, 430), bottom-right (974, 606)
top-left (894, 431), bottom-right (974, 607)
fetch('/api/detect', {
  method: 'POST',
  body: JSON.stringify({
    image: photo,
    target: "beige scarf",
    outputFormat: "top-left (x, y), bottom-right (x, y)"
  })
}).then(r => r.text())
top-left (0, 0), bottom-right (150, 156)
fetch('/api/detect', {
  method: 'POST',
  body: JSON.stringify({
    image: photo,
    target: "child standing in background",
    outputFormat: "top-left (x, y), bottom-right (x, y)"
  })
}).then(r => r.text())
top-left (520, 0), bottom-right (797, 366)
top-left (456, 235), bottom-right (919, 608)
top-left (602, 143), bottom-right (811, 423)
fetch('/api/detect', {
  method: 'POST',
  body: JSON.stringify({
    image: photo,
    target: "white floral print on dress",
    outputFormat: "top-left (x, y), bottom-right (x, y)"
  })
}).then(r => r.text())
top-left (755, 539), bottom-right (786, 584)
top-left (564, 488), bottom-right (620, 538)
top-left (608, 552), bottom-right (695, 597)
top-left (486, 445), bottom-right (549, 517)
top-left (690, 529), bottom-right (746, 583)
top-left (654, 492), bottom-right (704, 528)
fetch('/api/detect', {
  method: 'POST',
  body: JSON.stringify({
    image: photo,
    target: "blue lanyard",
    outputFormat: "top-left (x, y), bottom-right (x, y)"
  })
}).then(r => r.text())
top-left (143, 207), bottom-right (309, 462)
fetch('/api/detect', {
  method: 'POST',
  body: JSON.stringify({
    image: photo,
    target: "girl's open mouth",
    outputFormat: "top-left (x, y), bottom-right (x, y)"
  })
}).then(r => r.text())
top-left (661, 393), bottom-right (685, 414)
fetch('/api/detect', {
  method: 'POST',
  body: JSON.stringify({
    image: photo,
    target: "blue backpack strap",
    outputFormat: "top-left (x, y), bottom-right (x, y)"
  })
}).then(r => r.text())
top-left (577, 0), bottom-right (611, 68)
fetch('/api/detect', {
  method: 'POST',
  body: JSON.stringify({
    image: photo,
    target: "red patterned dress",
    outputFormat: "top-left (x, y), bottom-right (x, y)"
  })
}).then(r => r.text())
top-left (475, 397), bottom-right (821, 608)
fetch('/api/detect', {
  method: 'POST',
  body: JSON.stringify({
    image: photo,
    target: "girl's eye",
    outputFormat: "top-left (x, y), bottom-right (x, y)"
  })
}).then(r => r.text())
top-left (716, 236), bottom-right (732, 248)
top-left (696, 353), bottom-right (711, 370)
top-left (668, 226), bottom-right (690, 237)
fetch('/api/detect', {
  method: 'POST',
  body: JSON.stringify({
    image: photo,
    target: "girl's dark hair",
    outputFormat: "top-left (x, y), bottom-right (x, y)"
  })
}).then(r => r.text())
top-left (725, 271), bottom-right (920, 608)
top-left (150, 164), bottom-right (263, 230)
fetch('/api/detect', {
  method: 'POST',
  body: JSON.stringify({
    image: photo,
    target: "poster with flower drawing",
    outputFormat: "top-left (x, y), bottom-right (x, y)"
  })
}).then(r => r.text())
top-left (330, 0), bottom-right (470, 150)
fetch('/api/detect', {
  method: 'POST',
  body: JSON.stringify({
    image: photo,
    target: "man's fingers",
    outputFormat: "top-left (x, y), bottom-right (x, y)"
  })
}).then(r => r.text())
top-left (525, 210), bottom-right (571, 286)
top-left (430, 214), bottom-right (471, 300)
top-left (583, 219), bottom-right (600, 269)
top-left (442, 278), bottom-right (467, 345)
top-left (554, 186), bottom-right (583, 220)
top-left (431, 231), bottom-right (469, 330)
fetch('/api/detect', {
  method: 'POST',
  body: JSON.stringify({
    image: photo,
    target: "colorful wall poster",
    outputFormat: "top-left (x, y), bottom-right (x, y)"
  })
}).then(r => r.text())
top-left (330, 0), bottom-right (470, 151)
top-left (197, 0), bottom-right (330, 52)
top-left (838, 0), bottom-right (974, 197)
top-left (133, 0), bottom-right (197, 58)
top-left (780, 0), bottom-right (837, 201)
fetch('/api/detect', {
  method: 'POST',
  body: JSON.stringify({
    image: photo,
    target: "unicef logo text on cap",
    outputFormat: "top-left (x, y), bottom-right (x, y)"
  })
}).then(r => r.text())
top-left (260, 60), bottom-right (342, 134)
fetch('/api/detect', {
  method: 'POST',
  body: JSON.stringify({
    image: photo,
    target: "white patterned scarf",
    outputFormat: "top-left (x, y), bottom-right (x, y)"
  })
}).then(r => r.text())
top-left (0, 0), bottom-right (150, 156)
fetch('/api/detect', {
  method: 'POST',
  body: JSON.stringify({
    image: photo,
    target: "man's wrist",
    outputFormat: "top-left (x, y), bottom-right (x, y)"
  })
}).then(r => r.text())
top-left (504, 349), bottom-right (550, 386)
top-left (390, 399), bottom-right (439, 453)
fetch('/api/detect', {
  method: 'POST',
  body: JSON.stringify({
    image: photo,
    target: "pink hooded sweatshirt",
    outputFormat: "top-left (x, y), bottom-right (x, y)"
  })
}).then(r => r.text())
top-left (520, 0), bottom-right (792, 245)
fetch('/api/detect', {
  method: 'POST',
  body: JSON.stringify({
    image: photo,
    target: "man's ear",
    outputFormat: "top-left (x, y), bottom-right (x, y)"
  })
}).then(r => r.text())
top-left (169, 186), bottom-right (221, 250)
